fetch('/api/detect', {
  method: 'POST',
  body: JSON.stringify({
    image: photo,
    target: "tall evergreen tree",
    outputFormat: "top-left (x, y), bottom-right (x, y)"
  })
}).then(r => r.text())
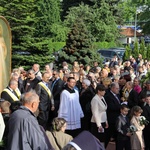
top-left (139, 38), bottom-right (146, 59)
top-left (36, 0), bottom-right (61, 37)
top-left (55, 19), bottom-right (102, 69)
top-left (132, 40), bottom-right (139, 59)
top-left (146, 44), bottom-right (150, 61)
top-left (0, 0), bottom-right (38, 69)
top-left (123, 44), bottom-right (131, 61)
top-left (0, 0), bottom-right (62, 69)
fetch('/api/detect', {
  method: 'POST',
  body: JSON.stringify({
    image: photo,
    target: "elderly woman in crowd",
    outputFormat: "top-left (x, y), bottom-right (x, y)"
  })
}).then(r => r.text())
top-left (91, 84), bottom-right (108, 146)
top-left (46, 117), bottom-right (73, 150)
top-left (80, 78), bottom-right (95, 131)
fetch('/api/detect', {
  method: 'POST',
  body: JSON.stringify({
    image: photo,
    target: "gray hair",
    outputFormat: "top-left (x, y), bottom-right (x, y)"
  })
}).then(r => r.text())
top-left (8, 79), bottom-right (18, 86)
top-left (33, 64), bottom-right (40, 69)
top-left (21, 90), bottom-right (39, 105)
top-left (28, 69), bottom-right (35, 74)
top-left (110, 82), bottom-right (119, 89)
top-left (11, 72), bottom-right (19, 78)
top-left (82, 78), bottom-right (91, 86)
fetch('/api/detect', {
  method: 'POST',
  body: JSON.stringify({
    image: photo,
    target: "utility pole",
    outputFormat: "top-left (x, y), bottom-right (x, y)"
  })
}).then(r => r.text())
top-left (134, 9), bottom-right (137, 42)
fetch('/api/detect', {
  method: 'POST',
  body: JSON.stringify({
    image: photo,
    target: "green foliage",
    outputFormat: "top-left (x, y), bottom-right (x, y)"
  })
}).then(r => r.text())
top-left (141, 71), bottom-right (150, 87)
top-left (138, 5), bottom-right (150, 34)
top-left (0, 0), bottom-right (135, 70)
top-left (12, 39), bottom-right (53, 70)
top-left (48, 41), bottom-right (66, 52)
top-left (139, 38), bottom-right (146, 59)
top-left (117, 0), bottom-right (150, 35)
top-left (92, 1), bottom-right (119, 42)
top-left (64, 2), bottom-right (119, 42)
top-left (35, 0), bottom-right (61, 37)
top-left (0, 0), bottom-right (63, 70)
top-left (122, 40), bottom-right (150, 62)
top-left (104, 1), bottom-right (121, 24)
top-left (36, 0), bottom-right (69, 42)
top-left (55, 19), bottom-right (102, 69)
top-left (123, 45), bottom-right (132, 61)
top-left (62, 0), bottom-right (124, 24)
top-left (146, 44), bottom-right (150, 61)
top-left (132, 40), bottom-right (139, 58)
top-left (118, 0), bottom-right (136, 22)
top-left (61, 0), bottom-right (96, 19)
top-left (93, 42), bottom-right (117, 49)
top-left (50, 23), bottom-right (69, 42)
top-left (131, 0), bottom-right (150, 34)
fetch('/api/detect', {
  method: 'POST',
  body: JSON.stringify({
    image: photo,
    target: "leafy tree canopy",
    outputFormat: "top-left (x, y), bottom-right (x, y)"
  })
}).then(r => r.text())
top-left (55, 19), bottom-right (102, 69)
top-left (130, 0), bottom-right (150, 34)
top-left (64, 3), bottom-right (119, 42)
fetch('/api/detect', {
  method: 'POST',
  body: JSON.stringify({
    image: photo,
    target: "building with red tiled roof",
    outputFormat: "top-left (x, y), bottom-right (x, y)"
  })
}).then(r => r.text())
top-left (119, 27), bottom-right (143, 44)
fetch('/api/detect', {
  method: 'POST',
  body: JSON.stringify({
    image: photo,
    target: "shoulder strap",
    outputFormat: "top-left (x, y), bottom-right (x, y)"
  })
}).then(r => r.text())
top-left (38, 82), bottom-right (51, 98)
top-left (51, 132), bottom-right (62, 150)
top-left (15, 88), bottom-right (21, 99)
top-left (3, 89), bottom-right (19, 101)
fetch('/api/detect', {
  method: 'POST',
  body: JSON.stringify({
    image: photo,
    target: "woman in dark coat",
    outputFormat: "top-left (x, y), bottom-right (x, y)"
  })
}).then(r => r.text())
top-left (80, 78), bottom-right (95, 131)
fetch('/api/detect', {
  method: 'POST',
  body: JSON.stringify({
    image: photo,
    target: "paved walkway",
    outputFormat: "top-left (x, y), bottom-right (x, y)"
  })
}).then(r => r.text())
top-left (106, 142), bottom-right (116, 150)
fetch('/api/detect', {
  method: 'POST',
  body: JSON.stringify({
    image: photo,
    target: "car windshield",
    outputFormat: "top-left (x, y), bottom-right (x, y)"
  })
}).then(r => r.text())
top-left (116, 51), bottom-right (124, 57)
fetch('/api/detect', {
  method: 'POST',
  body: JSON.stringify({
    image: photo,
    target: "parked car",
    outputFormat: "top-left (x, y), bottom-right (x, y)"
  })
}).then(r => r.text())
top-left (97, 47), bottom-right (125, 63)
top-left (109, 47), bottom-right (125, 58)
top-left (144, 36), bottom-right (150, 43)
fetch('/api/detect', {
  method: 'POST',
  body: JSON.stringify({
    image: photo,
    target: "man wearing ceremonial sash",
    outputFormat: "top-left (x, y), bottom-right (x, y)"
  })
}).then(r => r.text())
top-left (1, 79), bottom-right (20, 103)
top-left (35, 72), bottom-right (55, 130)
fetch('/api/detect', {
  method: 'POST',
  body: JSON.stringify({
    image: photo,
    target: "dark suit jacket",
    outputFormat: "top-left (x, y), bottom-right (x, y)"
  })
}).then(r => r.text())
top-left (109, 61), bottom-right (118, 67)
top-left (18, 77), bottom-right (25, 93)
top-left (35, 83), bottom-right (52, 111)
top-left (24, 77), bottom-right (40, 92)
top-left (142, 104), bottom-right (150, 131)
top-left (128, 89), bottom-right (138, 109)
top-left (52, 78), bottom-right (64, 101)
top-left (80, 87), bottom-right (95, 114)
top-left (116, 114), bottom-right (130, 141)
top-left (104, 90), bottom-right (121, 124)
top-left (138, 88), bottom-right (149, 108)
top-left (1, 87), bottom-right (18, 103)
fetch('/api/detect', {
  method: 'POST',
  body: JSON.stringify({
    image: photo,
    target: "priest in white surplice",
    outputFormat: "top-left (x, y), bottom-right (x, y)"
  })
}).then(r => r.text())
top-left (58, 77), bottom-right (84, 137)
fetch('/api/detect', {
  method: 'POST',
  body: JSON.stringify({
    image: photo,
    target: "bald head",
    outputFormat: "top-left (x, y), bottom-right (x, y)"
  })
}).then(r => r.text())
top-left (22, 90), bottom-right (39, 113)
top-left (32, 64), bottom-right (40, 72)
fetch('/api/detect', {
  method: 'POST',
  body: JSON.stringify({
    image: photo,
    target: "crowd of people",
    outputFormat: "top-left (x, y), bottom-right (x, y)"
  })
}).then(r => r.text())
top-left (0, 53), bottom-right (150, 150)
